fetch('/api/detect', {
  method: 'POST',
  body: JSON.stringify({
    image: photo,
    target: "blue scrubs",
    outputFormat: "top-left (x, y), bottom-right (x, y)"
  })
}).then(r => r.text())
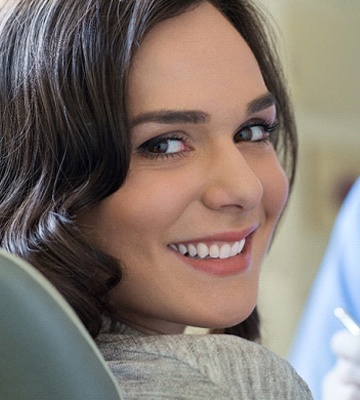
top-left (289, 177), bottom-right (360, 400)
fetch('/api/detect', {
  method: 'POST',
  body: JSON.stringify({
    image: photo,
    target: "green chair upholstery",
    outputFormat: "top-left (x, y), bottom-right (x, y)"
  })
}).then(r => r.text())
top-left (0, 249), bottom-right (123, 400)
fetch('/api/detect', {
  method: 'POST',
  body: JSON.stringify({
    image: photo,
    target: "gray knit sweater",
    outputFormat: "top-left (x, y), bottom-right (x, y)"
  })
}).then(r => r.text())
top-left (96, 323), bottom-right (313, 399)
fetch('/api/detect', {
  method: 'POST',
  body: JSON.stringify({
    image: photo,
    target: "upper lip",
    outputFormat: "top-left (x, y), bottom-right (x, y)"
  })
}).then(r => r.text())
top-left (169, 225), bottom-right (258, 245)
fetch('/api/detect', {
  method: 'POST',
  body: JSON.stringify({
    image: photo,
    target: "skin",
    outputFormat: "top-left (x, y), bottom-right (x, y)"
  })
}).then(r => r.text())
top-left (81, 2), bottom-right (289, 335)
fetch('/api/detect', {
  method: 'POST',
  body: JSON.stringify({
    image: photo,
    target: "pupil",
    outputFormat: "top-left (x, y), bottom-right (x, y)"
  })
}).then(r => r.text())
top-left (242, 128), bottom-right (252, 140)
top-left (235, 128), bottom-right (251, 141)
top-left (151, 140), bottom-right (168, 153)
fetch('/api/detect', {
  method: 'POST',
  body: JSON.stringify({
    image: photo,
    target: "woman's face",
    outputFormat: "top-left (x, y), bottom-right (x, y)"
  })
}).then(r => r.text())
top-left (82, 2), bottom-right (288, 334)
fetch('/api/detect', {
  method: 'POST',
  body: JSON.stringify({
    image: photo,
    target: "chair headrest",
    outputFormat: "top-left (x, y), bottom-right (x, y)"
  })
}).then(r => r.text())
top-left (0, 249), bottom-right (123, 400)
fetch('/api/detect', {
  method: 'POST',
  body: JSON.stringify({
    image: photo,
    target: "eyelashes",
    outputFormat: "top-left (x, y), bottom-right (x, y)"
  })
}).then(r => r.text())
top-left (136, 133), bottom-right (190, 160)
top-left (233, 121), bottom-right (279, 144)
top-left (135, 120), bottom-right (279, 160)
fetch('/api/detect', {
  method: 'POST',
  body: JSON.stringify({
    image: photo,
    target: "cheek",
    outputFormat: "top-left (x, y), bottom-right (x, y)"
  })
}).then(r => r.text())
top-left (250, 152), bottom-right (289, 225)
top-left (110, 168), bottom-right (198, 230)
top-left (260, 154), bottom-right (289, 220)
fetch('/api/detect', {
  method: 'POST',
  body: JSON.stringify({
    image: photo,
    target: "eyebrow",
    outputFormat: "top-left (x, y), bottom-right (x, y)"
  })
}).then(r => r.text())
top-left (130, 92), bottom-right (276, 127)
top-left (130, 109), bottom-right (209, 127)
top-left (247, 92), bottom-right (276, 115)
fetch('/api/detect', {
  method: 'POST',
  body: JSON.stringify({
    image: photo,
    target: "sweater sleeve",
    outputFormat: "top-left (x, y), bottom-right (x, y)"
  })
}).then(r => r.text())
top-left (97, 332), bottom-right (313, 399)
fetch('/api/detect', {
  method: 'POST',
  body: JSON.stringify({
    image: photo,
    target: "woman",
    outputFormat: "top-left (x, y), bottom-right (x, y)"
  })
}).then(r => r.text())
top-left (0, 0), bottom-right (311, 398)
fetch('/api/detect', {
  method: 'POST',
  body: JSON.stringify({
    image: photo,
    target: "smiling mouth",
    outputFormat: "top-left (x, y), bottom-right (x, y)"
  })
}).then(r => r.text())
top-left (169, 239), bottom-right (246, 260)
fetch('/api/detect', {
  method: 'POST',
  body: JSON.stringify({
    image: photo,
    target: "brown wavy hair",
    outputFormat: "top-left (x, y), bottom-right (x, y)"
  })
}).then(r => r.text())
top-left (0, 0), bottom-right (297, 339)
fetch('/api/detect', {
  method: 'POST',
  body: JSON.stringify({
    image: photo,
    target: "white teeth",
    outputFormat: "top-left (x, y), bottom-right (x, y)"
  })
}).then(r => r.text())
top-left (209, 244), bottom-right (220, 258)
top-left (238, 238), bottom-right (246, 253)
top-left (178, 244), bottom-right (187, 255)
top-left (170, 239), bottom-right (246, 260)
top-left (230, 242), bottom-right (239, 257)
top-left (188, 244), bottom-right (197, 257)
top-left (219, 243), bottom-right (231, 259)
top-left (197, 243), bottom-right (208, 259)
top-left (232, 239), bottom-right (245, 256)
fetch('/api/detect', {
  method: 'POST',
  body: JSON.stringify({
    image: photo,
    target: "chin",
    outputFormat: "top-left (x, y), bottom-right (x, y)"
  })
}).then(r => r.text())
top-left (190, 306), bottom-right (255, 331)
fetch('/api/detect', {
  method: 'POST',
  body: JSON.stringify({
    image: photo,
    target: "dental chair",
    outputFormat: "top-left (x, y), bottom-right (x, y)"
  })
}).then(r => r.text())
top-left (0, 249), bottom-right (123, 400)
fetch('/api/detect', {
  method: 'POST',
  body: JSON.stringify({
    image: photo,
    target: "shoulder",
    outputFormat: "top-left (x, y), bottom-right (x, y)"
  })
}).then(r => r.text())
top-left (97, 332), bottom-right (313, 399)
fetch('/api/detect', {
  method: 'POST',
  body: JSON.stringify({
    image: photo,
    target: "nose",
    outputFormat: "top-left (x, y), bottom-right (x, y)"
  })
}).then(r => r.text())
top-left (201, 141), bottom-right (263, 212)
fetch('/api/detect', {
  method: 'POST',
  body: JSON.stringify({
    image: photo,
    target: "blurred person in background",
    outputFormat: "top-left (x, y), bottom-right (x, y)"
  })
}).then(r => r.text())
top-left (290, 177), bottom-right (360, 400)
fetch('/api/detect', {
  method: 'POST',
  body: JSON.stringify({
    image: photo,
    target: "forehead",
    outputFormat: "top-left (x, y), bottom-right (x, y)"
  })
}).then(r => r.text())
top-left (128, 2), bottom-right (267, 118)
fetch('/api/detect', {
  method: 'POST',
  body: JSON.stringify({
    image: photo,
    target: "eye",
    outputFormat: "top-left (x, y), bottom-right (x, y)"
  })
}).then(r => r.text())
top-left (137, 134), bottom-right (190, 159)
top-left (234, 122), bottom-right (278, 143)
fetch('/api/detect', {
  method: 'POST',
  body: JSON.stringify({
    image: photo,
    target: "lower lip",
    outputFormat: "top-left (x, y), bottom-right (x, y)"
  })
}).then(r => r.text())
top-left (171, 235), bottom-right (253, 277)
